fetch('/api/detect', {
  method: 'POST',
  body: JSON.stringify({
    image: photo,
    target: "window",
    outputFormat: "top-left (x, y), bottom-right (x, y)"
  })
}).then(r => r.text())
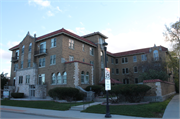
top-left (112, 68), bottom-right (114, 74)
top-left (90, 61), bottom-right (94, 68)
top-left (82, 44), bottom-right (85, 51)
top-left (26, 75), bottom-right (30, 84)
top-left (133, 56), bottom-right (137, 62)
top-left (122, 68), bottom-right (129, 74)
top-left (28, 59), bottom-right (31, 68)
top-left (153, 50), bottom-right (159, 61)
top-left (90, 47), bottom-right (94, 56)
top-left (22, 45), bottom-right (25, 54)
top-left (39, 74), bottom-right (45, 85)
top-left (116, 69), bottom-right (119, 74)
top-left (51, 73), bottom-right (56, 84)
top-left (69, 39), bottom-right (74, 49)
top-left (21, 61), bottom-right (23, 69)
top-left (111, 58), bottom-right (114, 64)
top-left (40, 42), bottom-right (46, 53)
top-left (51, 38), bottom-right (56, 47)
top-left (123, 79), bottom-right (129, 84)
top-left (62, 72), bottom-right (67, 84)
top-left (85, 72), bottom-right (89, 84)
top-left (29, 43), bottom-right (32, 52)
top-left (57, 73), bottom-right (62, 84)
top-left (69, 56), bottom-right (74, 61)
top-left (135, 78), bottom-right (138, 83)
top-left (115, 59), bottom-right (118, 64)
top-left (50, 55), bottom-right (56, 65)
top-left (15, 50), bottom-right (19, 59)
top-left (14, 64), bottom-right (18, 71)
top-left (141, 54), bottom-right (147, 61)
top-left (134, 67), bottom-right (138, 73)
top-left (81, 71), bottom-right (85, 84)
top-left (19, 76), bottom-right (23, 84)
top-left (39, 58), bottom-right (45, 67)
top-left (83, 59), bottom-right (85, 62)
top-left (122, 57), bottom-right (128, 63)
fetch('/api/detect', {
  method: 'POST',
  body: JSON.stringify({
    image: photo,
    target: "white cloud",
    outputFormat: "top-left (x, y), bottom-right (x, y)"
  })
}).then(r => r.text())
top-left (80, 22), bottom-right (84, 26)
top-left (47, 11), bottom-right (54, 16)
top-left (76, 27), bottom-right (86, 35)
top-left (28, 0), bottom-right (51, 7)
top-left (68, 15), bottom-right (72, 18)
top-left (56, 6), bottom-right (62, 12)
top-left (0, 49), bottom-right (11, 60)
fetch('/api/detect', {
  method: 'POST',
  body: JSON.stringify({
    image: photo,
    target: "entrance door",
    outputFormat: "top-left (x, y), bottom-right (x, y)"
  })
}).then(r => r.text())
top-left (29, 85), bottom-right (35, 97)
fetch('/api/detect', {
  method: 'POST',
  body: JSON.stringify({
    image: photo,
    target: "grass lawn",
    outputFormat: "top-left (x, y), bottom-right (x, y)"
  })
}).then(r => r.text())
top-left (1, 100), bottom-right (92, 111)
top-left (82, 95), bottom-right (175, 118)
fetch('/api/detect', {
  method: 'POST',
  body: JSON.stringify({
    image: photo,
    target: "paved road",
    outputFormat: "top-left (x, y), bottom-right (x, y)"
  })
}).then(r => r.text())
top-left (1, 111), bottom-right (60, 118)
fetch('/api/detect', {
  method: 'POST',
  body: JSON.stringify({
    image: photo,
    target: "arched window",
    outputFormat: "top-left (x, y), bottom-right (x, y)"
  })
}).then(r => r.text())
top-left (22, 45), bottom-right (25, 54)
top-left (29, 43), bottom-right (32, 52)
top-left (81, 71), bottom-right (85, 84)
top-left (62, 72), bottom-right (67, 84)
top-left (85, 72), bottom-right (89, 84)
top-left (57, 73), bottom-right (62, 84)
top-left (153, 50), bottom-right (159, 61)
top-left (51, 73), bottom-right (56, 84)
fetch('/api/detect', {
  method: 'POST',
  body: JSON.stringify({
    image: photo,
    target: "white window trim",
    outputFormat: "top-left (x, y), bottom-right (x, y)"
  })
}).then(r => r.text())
top-left (134, 67), bottom-right (138, 73)
top-left (51, 38), bottom-right (56, 48)
top-left (122, 57), bottom-right (128, 64)
top-left (122, 68), bottom-right (129, 74)
top-left (69, 39), bottom-right (74, 49)
top-left (90, 47), bottom-right (94, 56)
top-left (50, 55), bottom-right (56, 65)
top-left (133, 56), bottom-right (137, 62)
top-left (69, 56), bottom-right (74, 61)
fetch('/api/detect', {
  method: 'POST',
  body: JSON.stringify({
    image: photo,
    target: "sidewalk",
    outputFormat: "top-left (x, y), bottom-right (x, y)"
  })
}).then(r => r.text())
top-left (163, 94), bottom-right (180, 118)
top-left (1, 105), bottom-right (140, 119)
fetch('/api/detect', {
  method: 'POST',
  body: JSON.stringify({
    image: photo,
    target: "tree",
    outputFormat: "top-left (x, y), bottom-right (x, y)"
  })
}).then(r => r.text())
top-left (1, 72), bottom-right (9, 89)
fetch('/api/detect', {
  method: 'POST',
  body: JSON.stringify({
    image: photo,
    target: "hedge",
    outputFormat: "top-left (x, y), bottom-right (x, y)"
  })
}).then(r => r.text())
top-left (85, 85), bottom-right (103, 96)
top-left (11, 93), bottom-right (24, 98)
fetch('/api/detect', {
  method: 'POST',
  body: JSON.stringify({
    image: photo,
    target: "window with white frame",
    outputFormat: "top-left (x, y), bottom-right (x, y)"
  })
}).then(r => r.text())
top-left (15, 50), bottom-right (19, 59)
top-left (19, 76), bottom-right (23, 84)
top-left (133, 56), bottom-right (137, 62)
top-left (22, 45), bottom-right (25, 54)
top-left (14, 63), bottom-right (18, 71)
top-left (51, 38), bottom-right (56, 47)
top-left (69, 56), bottom-right (74, 61)
top-left (115, 59), bottom-right (118, 64)
top-left (40, 42), bottom-right (46, 53)
top-left (29, 43), bottom-right (32, 52)
top-left (69, 39), bottom-right (74, 49)
top-left (81, 71), bottom-right (85, 84)
top-left (50, 55), bottom-right (56, 65)
top-left (116, 69), bottom-right (119, 74)
top-left (82, 44), bottom-right (85, 51)
top-left (134, 67), bottom-right (138, 73)
top-left (83, 59), bottom-right (85, 62)
top-left (28, 59), bottom-right (31, 68)
top-left (122, 57), bottom-right (128, 63)
top-left (21, 61), bottom-right (23, 69)
top-left (122, 68), bottom-right (129, 74)
top-left (26, 75), bottom-right (30, 84)
top-left (135, 78), bottom-right (138, 83)
top-left (38, 74), bottom-right (45, 85)
top-left (153, 50), bottom-right (159, 61)
top-left (90, 47), bottom-right (94, 56)
top-left (85, 72), bottom-right (89, 84)
top-left (39, 58), bottom-right (45, 67)
top-left (57, 73), bottom-right (62, 84)
top-left (62, 72), bottom-right (67, 84)
top-left (141, 54), bottom-right (147, 61)
top-left (51, 73), bottom-right (56, 84)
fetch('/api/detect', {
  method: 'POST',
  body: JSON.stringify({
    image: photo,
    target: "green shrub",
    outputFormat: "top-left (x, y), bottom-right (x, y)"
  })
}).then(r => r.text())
top-left (109, 84), bottom-right (151, 103)
top-left (48, 87), bottom-right (79, 101)
top-left (75, 92), bottom-right (86, 101)
top-left (85, 85), bottom-right (103, 96)
top-left (11, 93), bottom-right (24, 98)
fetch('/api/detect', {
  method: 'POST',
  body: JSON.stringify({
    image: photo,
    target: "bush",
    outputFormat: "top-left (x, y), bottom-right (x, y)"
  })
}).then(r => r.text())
top-left (109, 84), bottom-right (151, 103)
top-left (75, 92), bottom-right (86, 101)
top-left (11, 93), bottom-right (24, 98)
top-left (48, 87), bottom-right (79, 101)
top-left (85, 85), bottom-right (103, 96)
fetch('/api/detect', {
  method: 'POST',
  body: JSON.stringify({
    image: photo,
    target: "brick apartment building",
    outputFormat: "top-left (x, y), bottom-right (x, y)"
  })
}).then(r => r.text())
top-left (9, 28), bottom-right (172, 98)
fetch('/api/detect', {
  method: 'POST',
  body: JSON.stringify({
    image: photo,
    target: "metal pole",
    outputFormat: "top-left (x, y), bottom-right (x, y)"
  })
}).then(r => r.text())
top-left (104, 46), bottom-right (111, 118)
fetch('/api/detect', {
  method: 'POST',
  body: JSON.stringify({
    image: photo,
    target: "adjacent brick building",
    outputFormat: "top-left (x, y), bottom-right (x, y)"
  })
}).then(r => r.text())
top-left (9, 28), bottom-right (173, 98)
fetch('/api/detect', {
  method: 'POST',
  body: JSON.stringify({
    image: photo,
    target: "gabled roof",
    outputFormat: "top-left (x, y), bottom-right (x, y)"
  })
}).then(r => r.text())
top-left (36, 28), bottom-right (96, 47)
top-left (107, 46), bottom-right (168, 57)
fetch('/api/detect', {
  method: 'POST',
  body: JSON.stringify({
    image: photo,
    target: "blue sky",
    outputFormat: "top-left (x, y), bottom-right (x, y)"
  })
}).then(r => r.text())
top-left (0, 0), bottom-right (179, 77)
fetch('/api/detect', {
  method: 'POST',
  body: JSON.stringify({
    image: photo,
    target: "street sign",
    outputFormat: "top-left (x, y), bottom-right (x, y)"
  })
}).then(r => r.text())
top-left (105, 68), bottom-right (111, 90)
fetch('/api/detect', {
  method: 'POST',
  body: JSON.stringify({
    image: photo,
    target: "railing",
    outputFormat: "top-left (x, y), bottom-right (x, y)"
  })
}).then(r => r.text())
top-left (34, 49), bottom-right (47, 56)
top-left (11, 56), bottom-right (19, 62)
top-left (152, 57), bottom-right (162, 62)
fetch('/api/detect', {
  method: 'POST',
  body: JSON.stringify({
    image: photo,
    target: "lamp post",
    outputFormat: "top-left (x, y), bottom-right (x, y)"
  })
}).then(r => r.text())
top-left (103, 42), bottom-right (111, 118)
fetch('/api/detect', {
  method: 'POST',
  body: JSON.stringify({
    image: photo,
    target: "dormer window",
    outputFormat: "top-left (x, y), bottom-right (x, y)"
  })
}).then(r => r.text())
top-left (153, 50), bottom-right (159, 61)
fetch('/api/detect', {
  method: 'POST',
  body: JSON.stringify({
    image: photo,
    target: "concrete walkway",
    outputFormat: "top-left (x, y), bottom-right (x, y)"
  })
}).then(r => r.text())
top-left (163, 94), bottom-right (180, 118)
